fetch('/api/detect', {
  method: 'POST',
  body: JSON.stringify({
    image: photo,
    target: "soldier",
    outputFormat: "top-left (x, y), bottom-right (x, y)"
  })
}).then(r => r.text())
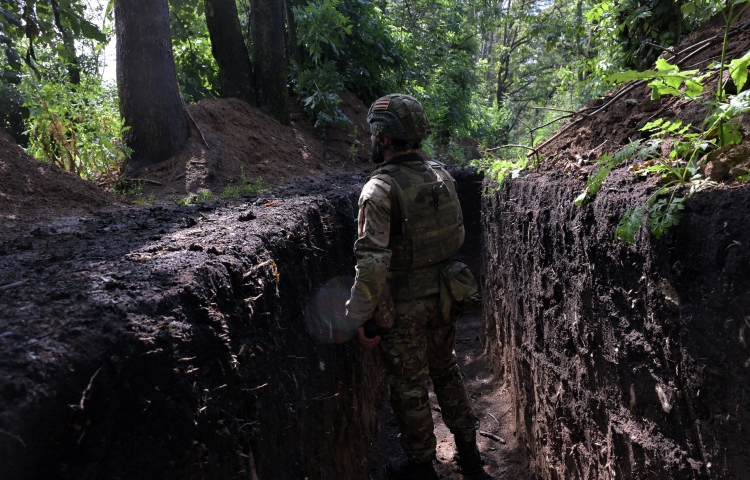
top-left (346, 94), bottom-right (483, 479)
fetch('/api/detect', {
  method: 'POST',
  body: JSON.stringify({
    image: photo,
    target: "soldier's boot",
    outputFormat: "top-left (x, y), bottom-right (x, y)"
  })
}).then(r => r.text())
top-left (386, 458), bottom-right (439, 480)
top-left (455, 431), bottom-right (484, 474)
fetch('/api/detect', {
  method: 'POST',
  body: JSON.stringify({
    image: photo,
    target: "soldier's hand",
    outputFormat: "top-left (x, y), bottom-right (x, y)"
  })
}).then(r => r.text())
top-left (355, 325), bottom-right (380, 349)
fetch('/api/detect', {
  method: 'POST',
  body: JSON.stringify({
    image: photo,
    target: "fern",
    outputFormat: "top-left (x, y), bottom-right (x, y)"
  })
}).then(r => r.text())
top-left (615, 206), bottom-right (645, 243)
top-left (574, 140), bottom-right (653, 206)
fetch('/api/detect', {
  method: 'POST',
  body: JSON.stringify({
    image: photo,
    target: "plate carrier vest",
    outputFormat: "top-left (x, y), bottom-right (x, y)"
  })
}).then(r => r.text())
top-left (372, 159), bottom-right (464, 274)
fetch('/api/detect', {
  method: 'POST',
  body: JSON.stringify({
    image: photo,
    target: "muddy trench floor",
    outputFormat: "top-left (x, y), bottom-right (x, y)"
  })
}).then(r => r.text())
top-left (366, 307), bottom-right (531, 480)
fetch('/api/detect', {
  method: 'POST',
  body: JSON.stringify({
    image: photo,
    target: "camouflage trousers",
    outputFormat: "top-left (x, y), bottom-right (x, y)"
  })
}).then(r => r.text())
top-left (379, 293), bottom-right (479, 463)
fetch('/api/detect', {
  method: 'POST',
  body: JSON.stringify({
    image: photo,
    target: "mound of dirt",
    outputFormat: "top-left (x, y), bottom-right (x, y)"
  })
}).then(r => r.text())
top-left (133, 90), bottom-right (372, 198)
top-left (0, 129), bottom-right (122, 241)
top-left (0, 90), bottom-right (374, 242)
top-left (537, 8), bottom-right (750, 173)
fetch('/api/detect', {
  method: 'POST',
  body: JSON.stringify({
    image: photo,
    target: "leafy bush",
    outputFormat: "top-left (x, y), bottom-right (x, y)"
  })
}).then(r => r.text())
top-left (292, 0), bottom-right (354, 133)
top-left (20, 68), bottom-right (130, 181)
top-left (292, 62), bottom-right (350, 132)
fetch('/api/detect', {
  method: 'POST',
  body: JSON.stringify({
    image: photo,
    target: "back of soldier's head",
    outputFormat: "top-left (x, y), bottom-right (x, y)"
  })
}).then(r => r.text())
top-left (367, 94), bottom-right (431, 149)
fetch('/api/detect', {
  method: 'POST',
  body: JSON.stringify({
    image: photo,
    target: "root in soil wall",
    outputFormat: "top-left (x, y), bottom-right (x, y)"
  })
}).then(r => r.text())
top-left (0, 187), bottom-right (387, 479)
top-left (482, 169), bottom-right (750, 479)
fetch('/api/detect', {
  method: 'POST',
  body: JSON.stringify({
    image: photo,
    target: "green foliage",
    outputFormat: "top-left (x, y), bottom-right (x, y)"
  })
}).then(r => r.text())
top-left (172, 189), bottom-right (215, 205)
top-left (292, 61), bottom-right (349, 132)
top-left (221, 183), bottom-right (241, 199)
top-left (704, 89), bottom-right (750, 146)
top-left (20, 65), bottom-right (130, 180)
top-left (574, 140), bottom-right (656, 205)
top-left (607, 58), bottom-right (709, 99)
top-left (615, 206), bottom-right (645, 243)
top-left (240, 167), bottom-right (266, 194)
top-left (116, 179), bottom-right (155, 205)
top-left (294, 0), bottom-right (352, 64)
top-left (0, 0), bottom-right (106, 74)
top-left (0, 65), bottom-right (26, 143)
top-left (169, 0), bottom-right (219, 102)
top-left (648, 195), bottom-right (685, 239)
top-left (292, 0), bottom-right (353, 132)
top-left (589, 1), bottom-right (724, 72)
top-left (486, 157), bottom-right (528, 186)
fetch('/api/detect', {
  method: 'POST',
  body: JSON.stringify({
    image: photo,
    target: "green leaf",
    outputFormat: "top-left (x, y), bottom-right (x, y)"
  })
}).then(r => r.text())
top-left (729, 52), bottom-right (750, 92)
top-left (648, 196), bottom-right (685, 239)
top-left (77, 17), bottom-right (107, 42)
top-left (655, 58), bottom-right (676, 72)
top-left (0, 8), bottom-right (23, 28)
top-left (615, 206), bottom-right (645, 243)
top-left (684, 79), bottom-right (704, 98)
top-left (574, 189), bottom-right (588, 206)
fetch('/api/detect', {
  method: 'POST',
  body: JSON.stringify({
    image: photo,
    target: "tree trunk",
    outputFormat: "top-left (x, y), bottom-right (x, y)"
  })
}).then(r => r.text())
top-left (251, 0), bottom-right (290, 125)
top-left (285, 0), bottom-right (302, 68)
top-left (115, 0), bottom-right (188, 176)
top-left (204, 0), bottom-right (256, 105)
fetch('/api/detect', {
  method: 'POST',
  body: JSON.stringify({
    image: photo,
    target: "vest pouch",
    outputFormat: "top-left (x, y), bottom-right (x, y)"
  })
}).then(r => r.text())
top-left (438, 260), bottom-right (479, 321)
top-left (371, 282), bottom-right (396, 331)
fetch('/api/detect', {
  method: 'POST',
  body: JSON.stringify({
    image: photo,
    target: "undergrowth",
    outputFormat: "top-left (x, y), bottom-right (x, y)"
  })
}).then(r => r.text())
top-left (582, 2), bottom-right (750, 243)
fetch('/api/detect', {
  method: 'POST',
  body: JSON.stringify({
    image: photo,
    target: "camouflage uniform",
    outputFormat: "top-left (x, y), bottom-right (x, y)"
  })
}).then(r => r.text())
top-left (346, 153), bottom-right (479, 463)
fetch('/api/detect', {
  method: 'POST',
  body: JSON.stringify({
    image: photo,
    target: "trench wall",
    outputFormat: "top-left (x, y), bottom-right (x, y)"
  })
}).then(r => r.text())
top-left (482, 171), bottom-right (750, 479)
top-left (0, 191), bottom-right (386, 479)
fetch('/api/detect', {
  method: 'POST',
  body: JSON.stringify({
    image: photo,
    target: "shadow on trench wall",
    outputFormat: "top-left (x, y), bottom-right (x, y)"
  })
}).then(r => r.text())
top-left (482, 171), bottom-right (750, 480)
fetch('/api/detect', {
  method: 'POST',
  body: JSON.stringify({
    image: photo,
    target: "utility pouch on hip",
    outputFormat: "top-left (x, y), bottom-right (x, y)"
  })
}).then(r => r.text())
top-left (372, 282), bottom-right (396, 331)
top-left (438, 260), bottom-right (479, 321)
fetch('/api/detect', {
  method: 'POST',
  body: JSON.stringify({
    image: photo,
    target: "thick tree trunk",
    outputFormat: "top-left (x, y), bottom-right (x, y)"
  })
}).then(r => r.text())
top-left (204, 0), bottom-right (256, 105)
top-left (115, 0), bottom-right (188, 176)
top-left (251, 0), bottom-right (290, 125)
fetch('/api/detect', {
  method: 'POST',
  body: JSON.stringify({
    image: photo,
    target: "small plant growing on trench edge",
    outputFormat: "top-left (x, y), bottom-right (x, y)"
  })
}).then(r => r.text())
top-left (580, 1), bottom-right (750, 243)
top-left (169, 189), bottom-right (215, 206)
top-left (115, 179), bottom-right (156, 206)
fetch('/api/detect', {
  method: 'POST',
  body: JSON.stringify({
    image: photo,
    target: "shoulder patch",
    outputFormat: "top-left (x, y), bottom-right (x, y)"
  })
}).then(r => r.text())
top-left (359, 177), bottom-right (391, 207)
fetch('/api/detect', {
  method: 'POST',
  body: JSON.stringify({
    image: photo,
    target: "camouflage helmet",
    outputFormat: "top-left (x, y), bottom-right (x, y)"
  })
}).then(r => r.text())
top-left (367, 94), bottom-right (431, 142)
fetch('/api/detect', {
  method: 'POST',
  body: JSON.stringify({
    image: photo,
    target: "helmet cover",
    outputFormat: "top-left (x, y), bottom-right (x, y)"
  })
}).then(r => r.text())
top-left (367, 94), bottom-right (431, 142)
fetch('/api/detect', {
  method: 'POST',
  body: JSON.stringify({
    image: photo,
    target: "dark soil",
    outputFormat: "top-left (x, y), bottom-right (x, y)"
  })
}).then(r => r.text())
top-left (0, 185), bottom-right (392, 479)
top-left (0, 129), bottom-right (124, 241)
top-left (483, 169), bottom-right (750, 479)
top-left (0, 92), bottom-right (391, 479)
top-left (4, 9), bottom-right (750, 479)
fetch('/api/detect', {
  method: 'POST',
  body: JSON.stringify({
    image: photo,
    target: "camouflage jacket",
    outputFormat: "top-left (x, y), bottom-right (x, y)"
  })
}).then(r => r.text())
top-left (345, 154), bottom-right (464, 325)
top-left (345, 169), bottom-right (393, 324)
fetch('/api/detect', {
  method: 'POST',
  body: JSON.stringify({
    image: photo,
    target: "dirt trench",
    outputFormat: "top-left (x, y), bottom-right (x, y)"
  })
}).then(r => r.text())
top-left (0, 176), bottom-right (388, 479)
top-left (482, 168), bottom-right (750, 479)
